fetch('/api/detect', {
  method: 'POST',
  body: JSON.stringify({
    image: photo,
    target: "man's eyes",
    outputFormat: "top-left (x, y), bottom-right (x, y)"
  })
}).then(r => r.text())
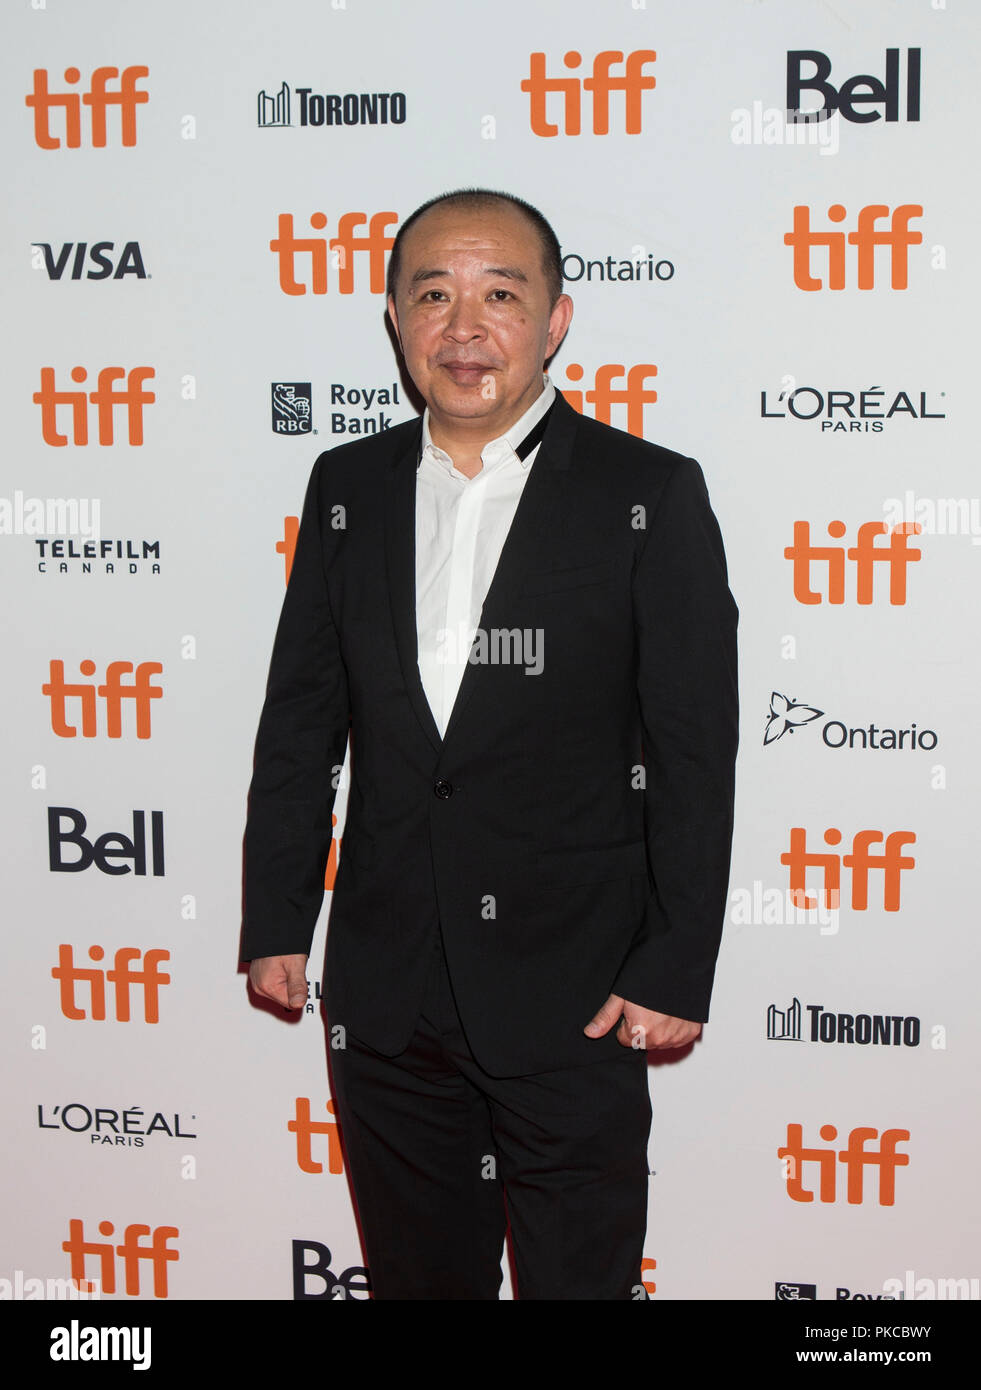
top-left (419, 288), bottom-right (515, 303)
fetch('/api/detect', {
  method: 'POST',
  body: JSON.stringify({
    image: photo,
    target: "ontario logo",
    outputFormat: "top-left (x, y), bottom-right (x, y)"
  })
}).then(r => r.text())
top-left (763, 691), bottom-right (938, 752)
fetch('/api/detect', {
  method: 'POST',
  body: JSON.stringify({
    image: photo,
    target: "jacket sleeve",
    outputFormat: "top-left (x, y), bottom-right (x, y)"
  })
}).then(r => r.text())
top-left (611, 456), bottom-right (739, 1021)
top-left (241, 452), bottom-right (351, 961)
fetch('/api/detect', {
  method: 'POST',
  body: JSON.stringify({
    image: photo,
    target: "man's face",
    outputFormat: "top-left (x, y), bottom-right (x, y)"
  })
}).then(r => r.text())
top-left (387, 202), bottom-right (572, 437)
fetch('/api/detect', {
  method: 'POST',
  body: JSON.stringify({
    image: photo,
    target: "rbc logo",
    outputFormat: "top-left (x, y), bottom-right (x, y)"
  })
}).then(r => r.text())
top-left (26, 67), bottom-right (149, 148)
top-left (63, 1219), bottom-right (178, 1296)
top-left (33, 367), bottom-right (155, 446)
top-left (522, 50), bottom-right (656, 135)
top-left (270, 211), bottom-right (397, 294)
top-left (272, 383), bottom-right (312, 434)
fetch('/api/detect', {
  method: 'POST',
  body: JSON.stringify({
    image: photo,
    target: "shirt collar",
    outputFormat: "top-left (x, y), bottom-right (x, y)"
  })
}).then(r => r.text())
top-left (420, 375), bottom-right (555, 476)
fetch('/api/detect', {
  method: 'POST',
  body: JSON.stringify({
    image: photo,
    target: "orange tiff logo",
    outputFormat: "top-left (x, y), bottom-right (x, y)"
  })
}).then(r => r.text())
top-left (561, 363), bottom-right (657, 438)
top-left (785, 204), bottom-right (923, 290)
top-left (26, 67), bottom-right (148, 148)
top-left (779, 1125), bottom-right (910, 1205)
top-left (52, 946), bottom-right (170, 1023)
top-left (785, 521), bottom-right (922, 605)
top-left (522, 50), bottom-right (656, 135)
top-left (34, 367), bottom-right (155, 446)
top-left (43, 660), bottom-right (162, 739)
top-left (63, 1219), bottom-right (178, 1297)
top-left (780, 828), bottom-right (916, 912)
top-left (290, 1098), bottom-right (344, 1174)
top-left (270, 212), bottom-right (397, 295)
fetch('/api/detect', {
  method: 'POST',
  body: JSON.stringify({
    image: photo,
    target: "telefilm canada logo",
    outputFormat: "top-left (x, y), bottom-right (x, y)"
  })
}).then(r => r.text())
top-left (763, 692), bottom-right (938, 752)
top-left (272, 383), bottom-right (312, 434)
top-left (257, 80), bottom-right (406, 128)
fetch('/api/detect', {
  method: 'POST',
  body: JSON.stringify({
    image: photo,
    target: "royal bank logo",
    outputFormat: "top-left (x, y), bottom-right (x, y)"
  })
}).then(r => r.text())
top-left (776, 1281), bottom-right (816, 1300)
top-left (272, 383), bottom-right (312, 434)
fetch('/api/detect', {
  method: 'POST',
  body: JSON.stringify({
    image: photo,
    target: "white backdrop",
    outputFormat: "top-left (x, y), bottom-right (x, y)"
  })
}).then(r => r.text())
top-left (2, 0), bottom-right (978, 1302)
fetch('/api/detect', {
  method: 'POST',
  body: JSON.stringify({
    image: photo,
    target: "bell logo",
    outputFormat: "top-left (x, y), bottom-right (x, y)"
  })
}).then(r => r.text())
top-left (43, 660), bottom-right (162, 738)
top-left (33, 367), bottom-right (155, 446)
top-left (26, 67), bottom-right (149, 149)
top-left (522, 50), bottom-right (656, 136)
top-left (787, 49), bottom-right (921, 125)
top-left (63, 1219), bottom-right (178, 1297)
top-left (780, 827), bottom-right (916, 912)
top-left (561, 364), bottom-right (657, 438)
top-left (48, 808), bottom-right (165, 878)
top-left (785, 520), bottom-right (921, 605)
top-left (785, 204), bottom-right (922, 290)
top-left (289, 1097), bottom-right (344, 1174)
top-left (52, 945), bottom-right (171, 1023)
top-left (778, 1124), bottom-right (910, 1205)
top-left (270, 211), bottom-right (397, 295)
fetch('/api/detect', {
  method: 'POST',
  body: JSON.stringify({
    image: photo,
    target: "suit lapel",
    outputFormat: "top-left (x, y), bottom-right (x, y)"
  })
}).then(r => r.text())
top-left (383, 394), bottom-right (581, 756)
top-left (383, 419), bottom-right (443, 753)
top-left (443, 394), bottom-right (578, 745)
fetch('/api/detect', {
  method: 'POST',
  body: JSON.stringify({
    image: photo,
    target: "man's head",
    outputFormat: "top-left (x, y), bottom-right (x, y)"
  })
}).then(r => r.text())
top-left (386, 189), bottom-right (573, 442)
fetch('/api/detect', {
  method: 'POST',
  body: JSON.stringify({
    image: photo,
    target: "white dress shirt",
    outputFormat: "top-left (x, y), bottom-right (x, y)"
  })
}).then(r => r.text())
top-left (415, 376), bottom-right (555, 737)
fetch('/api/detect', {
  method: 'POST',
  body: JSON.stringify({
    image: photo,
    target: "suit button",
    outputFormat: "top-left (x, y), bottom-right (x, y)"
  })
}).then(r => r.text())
top-left (434, 780), bottom-right (454, 799)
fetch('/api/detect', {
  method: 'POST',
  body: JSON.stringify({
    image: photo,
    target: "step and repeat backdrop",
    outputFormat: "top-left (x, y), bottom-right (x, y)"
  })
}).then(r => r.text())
top-left (2, 0), bottom-right (978, 1303)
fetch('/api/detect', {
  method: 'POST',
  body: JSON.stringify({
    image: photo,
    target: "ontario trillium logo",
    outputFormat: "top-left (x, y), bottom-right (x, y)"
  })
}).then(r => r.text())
top-left (764, 691), bottom-right (824, 745)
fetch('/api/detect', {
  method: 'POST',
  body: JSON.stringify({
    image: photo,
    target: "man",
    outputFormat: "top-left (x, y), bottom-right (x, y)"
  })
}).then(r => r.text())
top-left (243, 188), bottom-right (738, 1300)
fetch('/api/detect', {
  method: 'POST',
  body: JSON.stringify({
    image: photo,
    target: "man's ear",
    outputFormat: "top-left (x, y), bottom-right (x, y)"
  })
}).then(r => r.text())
top-left (545, 293), bottom-right (574, 359)
top-left (387, 294), bottom-right (402, 352)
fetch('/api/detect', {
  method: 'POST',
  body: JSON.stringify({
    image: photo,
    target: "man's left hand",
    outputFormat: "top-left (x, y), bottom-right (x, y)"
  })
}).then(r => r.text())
top-left (584, 994), bottom-right (702, 1050)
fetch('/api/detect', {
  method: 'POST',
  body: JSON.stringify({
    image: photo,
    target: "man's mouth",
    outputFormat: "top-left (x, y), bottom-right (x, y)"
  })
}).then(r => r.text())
top-left (437, 361), bottom-right (497, 383)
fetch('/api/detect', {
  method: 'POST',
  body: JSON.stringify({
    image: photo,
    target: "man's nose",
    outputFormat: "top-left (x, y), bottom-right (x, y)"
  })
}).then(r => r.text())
top-left (442, 296), bottom-right (486, 341)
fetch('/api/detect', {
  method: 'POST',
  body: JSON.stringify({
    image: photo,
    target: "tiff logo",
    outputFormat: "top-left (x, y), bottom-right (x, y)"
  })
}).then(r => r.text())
top-left (561, 364), bottom-right (657, 437)
top-left (289, 1098), bottom-right (344, 1174)
top-left (270, 212), bottom-right (397, 295)
top-left (522, 50), bottom-right (656, 136)
top-left (63, 1220), bottom-right (178, 1298)
top-left (43, 660), bottom-right (162, 739)
top-left (785, 204), bottom-right (922, 290)
top-left (781, 828), bottom-right (916, 912)
top-left (785, 521), bottom-right (921, 605)
top-left (34, 367), bottom-right (155, 446)
top-left (779, 1124), bottom-right (910, 1205)
top-left (26, 67), bottom-right (149, 149)
top-left (52, 946), bottom-right (170, 1023)
top-left (277, 516), bottom-right (300, 584)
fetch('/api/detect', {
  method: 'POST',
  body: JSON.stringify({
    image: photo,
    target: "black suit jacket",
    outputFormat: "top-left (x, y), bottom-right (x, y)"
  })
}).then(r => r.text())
top-left (242, 392), bottom-right (738, 1076)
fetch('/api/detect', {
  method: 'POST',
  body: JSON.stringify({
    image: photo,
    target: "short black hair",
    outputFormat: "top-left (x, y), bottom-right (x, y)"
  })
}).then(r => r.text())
top-left (386, 188), bottom-right (563, 304)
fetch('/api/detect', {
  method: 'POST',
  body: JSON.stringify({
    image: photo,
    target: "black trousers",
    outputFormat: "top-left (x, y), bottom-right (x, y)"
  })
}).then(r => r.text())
top-left (328, 933), bottom-right (653, 1300)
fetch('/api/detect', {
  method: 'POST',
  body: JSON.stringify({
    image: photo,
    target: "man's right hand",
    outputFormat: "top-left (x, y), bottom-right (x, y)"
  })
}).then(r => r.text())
top-left (248, 954), bottom-right (309, 1011)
